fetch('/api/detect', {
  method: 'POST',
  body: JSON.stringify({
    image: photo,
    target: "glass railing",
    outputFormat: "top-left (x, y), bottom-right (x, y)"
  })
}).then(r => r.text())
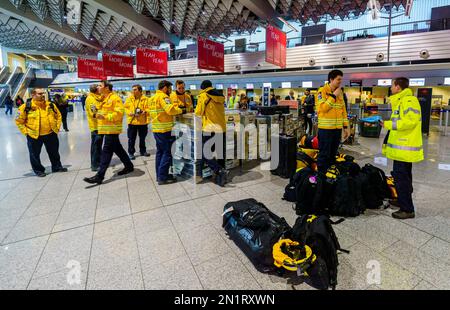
top-left (174, 18), bottom-right (448, 59)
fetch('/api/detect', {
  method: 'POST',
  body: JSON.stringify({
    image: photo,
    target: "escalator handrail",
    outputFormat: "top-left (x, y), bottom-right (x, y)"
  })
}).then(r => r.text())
top-left (12, 66), bottom-right (33, 99)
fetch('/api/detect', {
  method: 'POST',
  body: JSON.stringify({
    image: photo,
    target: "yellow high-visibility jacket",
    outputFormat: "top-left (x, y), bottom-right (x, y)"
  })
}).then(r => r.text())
top-left (228, 95), bottom-right (239, 109)
top-left (170, 91), bottom-right (193, 113)
top-left (383, 88), bottom-right (424, 163)
top-left (195, 87), bottom-right (226, 133)
top-left (124, 95), bottom-right (151, 126)
top-left (149, 90), bottom-right (182, 133)
top-left (15, 100), bottom-right (61, 139)
top-left (317, 83), bottom-right (349, 130)
top-left (86, 93), bottom-right (102, 132)
top-left (97, 92), bottom-right (124, 135)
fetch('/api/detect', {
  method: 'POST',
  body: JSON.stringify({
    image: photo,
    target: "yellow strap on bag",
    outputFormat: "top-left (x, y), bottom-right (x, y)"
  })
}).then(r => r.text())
top-left (273, 239), bottom-right (316, 273)
top-left (326, 165), bottom-right (340, 180)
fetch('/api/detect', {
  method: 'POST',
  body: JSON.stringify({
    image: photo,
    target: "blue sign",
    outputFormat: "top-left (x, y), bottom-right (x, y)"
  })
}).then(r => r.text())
top-left (262, 87), bottom-right (271, 107)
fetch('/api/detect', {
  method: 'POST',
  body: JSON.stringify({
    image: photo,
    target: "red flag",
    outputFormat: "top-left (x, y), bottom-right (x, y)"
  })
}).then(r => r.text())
top-left (266, 25), bottom-right (287, 68)
top-left (102, 53), bottom-right (134, 78)
top-left (77, 58), bottom-right (105, 80)
top-left (136, 48), bottom-right (168, 76)
top-left (197, 37), bottom-right (225, 72)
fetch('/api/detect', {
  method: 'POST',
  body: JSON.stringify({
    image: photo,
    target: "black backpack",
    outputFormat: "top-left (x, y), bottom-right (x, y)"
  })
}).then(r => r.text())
top-left (360, 164), bottom-right (390, 209)
top-left (331, 174), bottom-right (366, 217)
top-left (283, 168), bottom-right (307, 203)
top-left (291, 215), bottom-right (349, 290)
top-left (294, 168), bottom-right (329, 215)
top-left (222, 199), bottom-right (291, 272)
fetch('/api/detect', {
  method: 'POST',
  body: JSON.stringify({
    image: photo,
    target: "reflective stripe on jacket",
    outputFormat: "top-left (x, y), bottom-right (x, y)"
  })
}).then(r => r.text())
top-left (97, 92), bottom-right (124, 135)
top-left (15, 100), bottom-right (61, 139)
top-left (149, 90), bottom-right (182, 133)
top-left (124, 95), bottom-right (151, 125)
top-left (86, 93), bottom-right (102, 132)
top-left (383, 88), bottom-right (424, 163)
top-left (317, 83), bottom-right (349, 130)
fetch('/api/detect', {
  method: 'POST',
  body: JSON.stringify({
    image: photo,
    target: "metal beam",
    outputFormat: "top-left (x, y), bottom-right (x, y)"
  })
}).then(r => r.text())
top-left (237, 0), bottom-right (283, 28)
top-left (0, 0), bottom-right (101, 50)
top-left (83, 0), bottom-right (180, 45)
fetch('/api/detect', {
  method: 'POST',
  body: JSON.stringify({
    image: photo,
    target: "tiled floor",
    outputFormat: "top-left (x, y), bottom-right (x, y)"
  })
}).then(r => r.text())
top-left (0, 108), bottom-right (449, 290)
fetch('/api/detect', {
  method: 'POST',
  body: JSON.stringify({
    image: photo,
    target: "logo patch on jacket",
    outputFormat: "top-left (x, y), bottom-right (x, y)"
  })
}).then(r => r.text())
top-left (318, 93), bottom-right (322, 101)
top-left (15, 111), bottom-right (21, 119)
top-left (164, 98), bottom-right (171, 104)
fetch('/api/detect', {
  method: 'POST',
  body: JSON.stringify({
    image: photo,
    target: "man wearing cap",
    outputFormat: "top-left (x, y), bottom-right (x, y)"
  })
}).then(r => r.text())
top-left (149, 80), bottom-right (183, 185)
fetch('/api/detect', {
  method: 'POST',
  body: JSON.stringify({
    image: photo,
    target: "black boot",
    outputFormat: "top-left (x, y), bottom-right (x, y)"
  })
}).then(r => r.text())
top-left (83, 175), bottom-right (103, 185)
top-left (118, 166), bottom-right (134, 176)
top-left (392, 210), bottom-right (415, 220)
top-left (215, 169), bottom-right (229, 187)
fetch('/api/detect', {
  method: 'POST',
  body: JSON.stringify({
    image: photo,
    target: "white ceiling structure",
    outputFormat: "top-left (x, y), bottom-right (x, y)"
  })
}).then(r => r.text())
top-left (0, 0), bottom-right (409, 55)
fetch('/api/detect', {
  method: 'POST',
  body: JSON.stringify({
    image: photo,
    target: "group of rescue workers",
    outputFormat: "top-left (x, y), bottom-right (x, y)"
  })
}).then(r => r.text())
top-left (14, 70), bottom-right (423, 220)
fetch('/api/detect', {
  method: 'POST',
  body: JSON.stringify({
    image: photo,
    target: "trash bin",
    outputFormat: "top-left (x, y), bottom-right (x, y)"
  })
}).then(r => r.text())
top-left (358, 116), bottom-right (382, 138)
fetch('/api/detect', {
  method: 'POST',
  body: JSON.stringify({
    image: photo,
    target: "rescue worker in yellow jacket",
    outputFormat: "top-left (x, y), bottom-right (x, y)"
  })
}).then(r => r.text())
top-left (84, 80), bottom-right (134, 185)
top-left (317, 70), bottom-right (350, 174)
top-left (15, 88), bottom-right (67, 177)
top-left (228, 89), bottom-right (239, 109)
top-left (381, 77), bottom-right (424, 219)
top-left (124, 84), bottom-right (151, 160)
top-left (170, 80), bottom-right (193, 113)
top-left (85, 84), bottom-right (104, 172)
top-left (195, 80), bottom-right (229, 187)
top-left (150, 80), bottom-right (183, 185)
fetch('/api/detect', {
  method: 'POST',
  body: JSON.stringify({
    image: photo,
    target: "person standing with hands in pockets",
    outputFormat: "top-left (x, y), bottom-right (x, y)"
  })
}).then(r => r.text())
top-left (316, 70), bottom-right (351, 174)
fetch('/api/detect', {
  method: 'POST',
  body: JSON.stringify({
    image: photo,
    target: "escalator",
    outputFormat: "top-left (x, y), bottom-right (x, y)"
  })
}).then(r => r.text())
top-left (0, 66), bottom-right (10, 84)
top-left (0, 66), bottom-right (33, 107)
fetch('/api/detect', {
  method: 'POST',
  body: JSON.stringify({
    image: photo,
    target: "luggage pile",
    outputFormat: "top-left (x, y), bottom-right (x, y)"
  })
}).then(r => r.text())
top-left (284, 135), bottom-right (395, 217)
top-left (223, 199), bottom-right (348, 290)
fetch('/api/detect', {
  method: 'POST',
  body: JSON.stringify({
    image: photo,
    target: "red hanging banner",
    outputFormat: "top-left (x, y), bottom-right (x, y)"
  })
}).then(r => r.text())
top-left (136, 48), bottom-right (168, 76)
top-left (102, 53), bottom-right (134, 78)
top-left (197, 37), bottom-right (225, 72)
top-left (77, 58), bottom-right (105, 80)
top-left (266, 25), bottom-right (287, 68)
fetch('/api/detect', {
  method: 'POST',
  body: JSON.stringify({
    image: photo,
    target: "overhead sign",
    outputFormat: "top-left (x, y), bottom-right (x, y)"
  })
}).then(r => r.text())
top-left (102, 53), bottom-right (134, 78)
top-left (266, 24), bottom-right (287, 68)
top-left (263, 87), bottom-right (271, 107)
top-left (246, 83), bottom-right (254, 89)
top-left (445, 78), bottom-right (450, 85)
top-left (77, 57), bottom-right (105, 80)
top-left (136, 48), bottom-right (168, 76)
top-left (230, 84), bottom-right (238, 89)
top-left (302, 81), bottom-right (313, 88)
top-left (378, 79), bottom-right (392, 86)
top-left (216, 84), bottom-right (224, 90)
top-left (350, 80), bottom-right (363, 87)
top-left (197, 37), bottom-right (225, 72)
top-left (263, 82), bottom-right (272, 88)
top-left (190, 85), bottom-right (197, 90)
top-left (35, 70), bottom-right (53, 79)
top-left (410, 78), bottom-right (426, 86)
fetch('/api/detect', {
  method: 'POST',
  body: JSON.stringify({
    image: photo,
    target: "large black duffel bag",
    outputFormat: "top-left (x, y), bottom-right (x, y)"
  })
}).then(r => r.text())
top-left (222, 199), bottom-right (291, 272)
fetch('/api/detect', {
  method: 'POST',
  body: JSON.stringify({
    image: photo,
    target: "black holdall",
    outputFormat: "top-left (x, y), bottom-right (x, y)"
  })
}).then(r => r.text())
top-left (271, 134), bottom-right (297, 179)
top-left (293, 168), bottom-right (331, 216)
top-left (222, 199), bottom-right (292, 272)
top-left (290, 215), bottom-right (349, 290)
top-left (360, 164), bottom-right (390, 209)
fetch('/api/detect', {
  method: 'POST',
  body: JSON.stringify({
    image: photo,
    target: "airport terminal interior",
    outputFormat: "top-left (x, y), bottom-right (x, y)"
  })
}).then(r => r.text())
top-left (0, 0), bottom-right (450, 291)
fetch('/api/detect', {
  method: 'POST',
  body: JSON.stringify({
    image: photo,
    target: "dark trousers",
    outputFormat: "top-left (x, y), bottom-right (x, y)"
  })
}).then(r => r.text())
top-left (392, 161), bottom-right (415, 213)
top-left (154, 132), bottom-right (175, 182)
top-left (97, 134), bottom-right (133, 179)
top-left (90, 130), bottom-right (104, 169)
top-left (26, 132), bottom-right (63, 174)
top-left (59, 107), bottom-right (68, 131)
top-left (5, 105), bottom-right (12, 115)
top-left (128, 124), bottom-right (148, 155)
top-left (317, 129), bottom-right (342, 174)
top-left (200, 132), bottom-right (225, 175)
top-left (304, 114), bottom-right (313, 135)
